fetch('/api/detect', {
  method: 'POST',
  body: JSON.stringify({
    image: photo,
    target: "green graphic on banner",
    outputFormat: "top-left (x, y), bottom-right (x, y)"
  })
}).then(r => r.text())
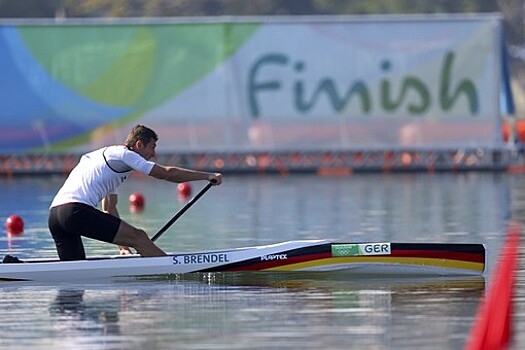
top-left (16, 23), bottom-right (260, 128)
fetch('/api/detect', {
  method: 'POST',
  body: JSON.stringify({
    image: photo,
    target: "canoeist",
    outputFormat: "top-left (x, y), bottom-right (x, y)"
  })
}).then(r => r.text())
top-left (48, 124), bottom-right (222, 261)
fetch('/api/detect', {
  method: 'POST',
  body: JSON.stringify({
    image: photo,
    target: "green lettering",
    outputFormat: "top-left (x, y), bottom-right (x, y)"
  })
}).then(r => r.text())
top-left (440, 51), bottom-right (479, 114)
top-left (293, 59), bottom-right (370, 114)
top-left (247, 51), bottom-right (479, 119)
top-left (295, 78), bottom-right (370, 114)
top-left (380, 60), bottom-right (430, 114)
top-left (248, 53), bottom-right (288, 118)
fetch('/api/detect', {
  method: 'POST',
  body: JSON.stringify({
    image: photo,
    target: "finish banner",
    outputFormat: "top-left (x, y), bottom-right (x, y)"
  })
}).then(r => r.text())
top-left (0, 15), bottom-right (510, 152)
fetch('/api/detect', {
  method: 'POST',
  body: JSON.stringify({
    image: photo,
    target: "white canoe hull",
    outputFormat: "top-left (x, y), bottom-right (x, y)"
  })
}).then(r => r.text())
top-left (0, 240), bottom-right (485, 283)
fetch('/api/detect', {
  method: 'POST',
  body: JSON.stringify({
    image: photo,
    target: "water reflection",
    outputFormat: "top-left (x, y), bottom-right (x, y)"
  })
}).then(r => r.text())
top-left (50, 289), bottom-right (121, 338)
top-left (34, 274), bottom-right (486, 349)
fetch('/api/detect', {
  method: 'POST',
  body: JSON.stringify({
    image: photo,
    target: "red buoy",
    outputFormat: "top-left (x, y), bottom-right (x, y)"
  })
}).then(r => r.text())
top-left (129, 192), bottom-right (145, 213)
top-left (6, 215), bottom-right (24, 235)
top-left (177, 183), bottom-right (192, 198)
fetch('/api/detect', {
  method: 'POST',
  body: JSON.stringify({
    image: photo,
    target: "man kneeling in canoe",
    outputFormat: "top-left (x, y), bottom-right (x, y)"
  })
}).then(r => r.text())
top-left (48, 124), bottom-right (222, 261)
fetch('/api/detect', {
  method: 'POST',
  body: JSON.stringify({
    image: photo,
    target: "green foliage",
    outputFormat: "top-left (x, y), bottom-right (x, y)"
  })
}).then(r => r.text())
top-left (0, 0), bottom-right (523, 57)
top-left (0, 0), bottom-right (506, 17)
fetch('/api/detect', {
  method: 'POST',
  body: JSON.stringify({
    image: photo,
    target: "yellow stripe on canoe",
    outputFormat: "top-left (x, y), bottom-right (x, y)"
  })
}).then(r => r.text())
top-left (264, 257), bottom-right (484, 272)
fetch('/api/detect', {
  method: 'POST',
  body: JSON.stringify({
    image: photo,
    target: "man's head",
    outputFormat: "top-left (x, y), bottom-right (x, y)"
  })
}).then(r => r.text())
top-left (125, 125), bottom-right (158, 160)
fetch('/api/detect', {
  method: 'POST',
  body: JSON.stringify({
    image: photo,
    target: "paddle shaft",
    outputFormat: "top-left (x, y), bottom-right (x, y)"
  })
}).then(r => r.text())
top-left (151, 181), bottom-right (214, 242)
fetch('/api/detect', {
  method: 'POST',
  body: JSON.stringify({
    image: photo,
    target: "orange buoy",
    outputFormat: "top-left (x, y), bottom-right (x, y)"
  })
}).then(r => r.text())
top-left (177, 182), bottom-right (192, 198)
top-left (6, 215), bottom-right (24, 235)
top-left (129, 192), bottom-right (145, 213)
top-left (502, 119), bottom-right (525, 143)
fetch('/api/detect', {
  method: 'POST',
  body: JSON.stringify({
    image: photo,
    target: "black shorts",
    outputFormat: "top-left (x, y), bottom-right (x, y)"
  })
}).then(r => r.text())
top-left (48, 203), bottom-right (121, 261)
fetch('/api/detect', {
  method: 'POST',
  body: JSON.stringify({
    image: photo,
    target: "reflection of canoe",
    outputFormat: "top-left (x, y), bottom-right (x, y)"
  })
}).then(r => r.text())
top-left (170, 272), bottom-right (486, 294)
top-left (0, 240), bottom-right (485, 283)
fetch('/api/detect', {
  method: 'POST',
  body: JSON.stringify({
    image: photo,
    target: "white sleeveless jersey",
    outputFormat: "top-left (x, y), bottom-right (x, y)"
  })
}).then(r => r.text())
top-left (50, 145), bottom-right (155, 208)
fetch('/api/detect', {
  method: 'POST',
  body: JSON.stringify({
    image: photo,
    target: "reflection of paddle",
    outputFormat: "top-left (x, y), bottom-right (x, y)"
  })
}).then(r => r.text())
top-left (151, 181), bottom-right (215, 242)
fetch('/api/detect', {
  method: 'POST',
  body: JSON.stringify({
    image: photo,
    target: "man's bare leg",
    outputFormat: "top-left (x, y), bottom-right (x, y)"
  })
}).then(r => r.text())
top-left (112, 220), bottom-right (166, 257)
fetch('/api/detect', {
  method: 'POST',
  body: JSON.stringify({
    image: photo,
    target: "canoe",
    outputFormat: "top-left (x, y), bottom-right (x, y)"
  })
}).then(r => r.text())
top-left (0, 240), bottom-right (485, 283)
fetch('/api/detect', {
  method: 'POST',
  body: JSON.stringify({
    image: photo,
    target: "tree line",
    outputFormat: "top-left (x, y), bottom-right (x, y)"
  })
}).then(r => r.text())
top-left (0, 1), bottom-right (521, 44)
top-left (1, 0), bottom-right (524, 80)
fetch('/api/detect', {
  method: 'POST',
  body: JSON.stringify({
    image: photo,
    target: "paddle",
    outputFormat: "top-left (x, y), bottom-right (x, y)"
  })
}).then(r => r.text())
top-left (151, 180), bottom-right (215, 242)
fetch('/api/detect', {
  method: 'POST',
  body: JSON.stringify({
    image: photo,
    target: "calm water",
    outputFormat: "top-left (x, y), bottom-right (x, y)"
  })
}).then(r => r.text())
top-left (0, 173), bottom-right (523, 349)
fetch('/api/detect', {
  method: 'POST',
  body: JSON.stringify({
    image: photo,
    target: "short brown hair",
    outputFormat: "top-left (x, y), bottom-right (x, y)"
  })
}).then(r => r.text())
top-left (125, 125), bottom-right (158, 147)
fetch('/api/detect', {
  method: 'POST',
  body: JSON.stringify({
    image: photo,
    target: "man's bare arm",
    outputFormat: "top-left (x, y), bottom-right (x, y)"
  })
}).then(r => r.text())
top-left (149, 164), bottom-right (222, 185)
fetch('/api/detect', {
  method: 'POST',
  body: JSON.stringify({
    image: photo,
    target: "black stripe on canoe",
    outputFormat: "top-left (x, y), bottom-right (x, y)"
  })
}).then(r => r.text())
top-left (390, 243), bottom-right (485, 254)
top-left (0, 277), bottom-right (31, 282)
top-left (199, 243), bottom-right (333, 272)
